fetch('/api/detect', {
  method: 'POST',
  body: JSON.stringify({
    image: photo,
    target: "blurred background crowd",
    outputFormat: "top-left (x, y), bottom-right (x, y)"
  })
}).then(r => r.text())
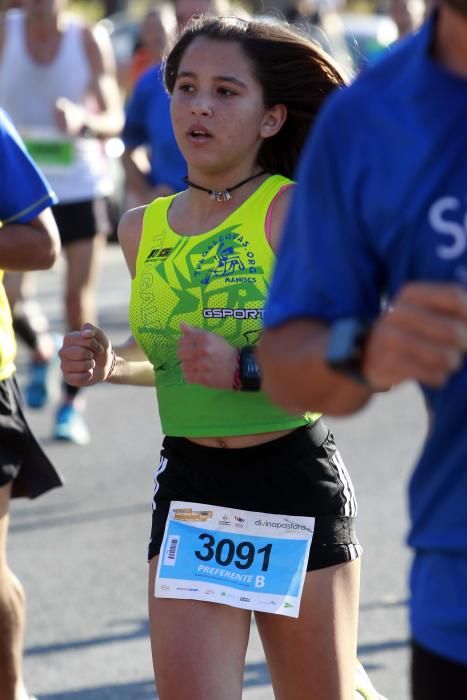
top-left (1, 0), bottom-right (434, 232)
top-left (0, 0), bottom-right (434, 444)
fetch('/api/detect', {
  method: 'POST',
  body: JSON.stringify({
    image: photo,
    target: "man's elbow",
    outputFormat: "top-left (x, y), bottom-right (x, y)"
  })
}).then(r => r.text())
top-left (261, 372), bottom-right (309, 415)
top-left (34, 210), bottom-right (61, 269)
top-left (259, 327), bottom-right (372, 418)
top-left (39, 238), bottom-right (60, 269)
top-left (258, 334), bottom-right (308, 413)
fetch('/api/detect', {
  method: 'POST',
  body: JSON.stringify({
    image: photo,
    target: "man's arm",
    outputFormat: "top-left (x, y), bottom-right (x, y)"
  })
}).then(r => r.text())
top-left (54, 23), bottom-right (124, 139)
top-left (259, 283), bottom-right (467, 416)
top-left (0, 109), bottom-right (61, 270)
top-left (259, 320), bottom-right (371, 416)
top-left (0, 208), bottom-right (60, 271)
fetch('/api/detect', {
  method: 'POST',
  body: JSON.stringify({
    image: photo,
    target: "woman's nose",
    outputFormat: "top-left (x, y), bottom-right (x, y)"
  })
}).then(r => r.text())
top-left (190, 94), bottom-right (213, 117)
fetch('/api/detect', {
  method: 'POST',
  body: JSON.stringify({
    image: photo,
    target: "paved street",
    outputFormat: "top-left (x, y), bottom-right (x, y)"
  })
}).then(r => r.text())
top-left (10, 244), bottom-right (427, 699)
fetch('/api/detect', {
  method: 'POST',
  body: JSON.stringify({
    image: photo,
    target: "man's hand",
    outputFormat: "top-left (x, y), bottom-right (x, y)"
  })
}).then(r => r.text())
top-left (54, 97), bottom-right (86, 137)
top-left (177, 323), bottom-right (238, 390)
top-left (59, 323), bottom-right (112, 386)
top-left (364, 283), bottom-right (467, 389)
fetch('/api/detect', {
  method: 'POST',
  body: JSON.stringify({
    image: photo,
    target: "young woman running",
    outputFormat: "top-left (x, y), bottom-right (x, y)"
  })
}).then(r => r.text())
top-left (59, 16), bottom-right (365, 700)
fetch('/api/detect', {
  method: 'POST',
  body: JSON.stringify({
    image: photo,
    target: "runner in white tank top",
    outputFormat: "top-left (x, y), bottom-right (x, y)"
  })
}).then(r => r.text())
top-left (0, 2), bottom-right (123, 444)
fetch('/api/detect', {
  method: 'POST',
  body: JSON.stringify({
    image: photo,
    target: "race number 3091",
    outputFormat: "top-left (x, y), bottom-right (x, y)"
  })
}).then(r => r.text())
top-left (195, 533), bottom-right (272, 571)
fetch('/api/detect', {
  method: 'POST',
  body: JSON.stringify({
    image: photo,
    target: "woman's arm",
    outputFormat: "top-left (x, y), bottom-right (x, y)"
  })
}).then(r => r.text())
top-left (60, 204), bottom-right (156, 387)
top-left (59, 324), bottom-right (155, 387)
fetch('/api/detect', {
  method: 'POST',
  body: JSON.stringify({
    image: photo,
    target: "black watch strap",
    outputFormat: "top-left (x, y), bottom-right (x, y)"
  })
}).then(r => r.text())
top-left (325, 318), bottom-right (372, 386)
top-left (239, 345), bottom-right (261, 391)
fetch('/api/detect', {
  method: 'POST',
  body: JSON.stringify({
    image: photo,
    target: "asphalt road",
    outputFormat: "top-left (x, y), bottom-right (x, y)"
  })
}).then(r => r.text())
top-left (9, 244), bottom-right (427, 699)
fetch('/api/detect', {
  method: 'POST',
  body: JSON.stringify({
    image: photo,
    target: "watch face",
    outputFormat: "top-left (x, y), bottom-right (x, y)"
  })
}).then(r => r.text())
top-left (326, 319), bottom-right (364, 364)
top-left (325, 319), bottom-right (370, 385)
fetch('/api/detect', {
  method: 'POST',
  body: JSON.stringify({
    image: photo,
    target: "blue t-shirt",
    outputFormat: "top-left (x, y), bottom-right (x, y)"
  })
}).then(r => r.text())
top-left (265, 16), bottom-right (467, 664)
top-left (0, 107), bottom-right (57, 223)
top-left (0, 107), bottom-right (57, 379)
top-left (122, 64), bottom-right (187, 192)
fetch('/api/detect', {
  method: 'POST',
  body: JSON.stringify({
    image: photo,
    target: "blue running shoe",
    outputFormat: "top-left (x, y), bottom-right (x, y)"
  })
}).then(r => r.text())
top-left (25, 333), bottom-right (61, 409)
top-left (25, 361), bottom-right (50, 408)
top-left (53, 404), bottom-right (90, 445)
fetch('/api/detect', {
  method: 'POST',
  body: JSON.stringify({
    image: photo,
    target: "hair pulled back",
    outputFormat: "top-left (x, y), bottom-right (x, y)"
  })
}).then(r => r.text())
top-left (164, 15), bottom-right (346, 178)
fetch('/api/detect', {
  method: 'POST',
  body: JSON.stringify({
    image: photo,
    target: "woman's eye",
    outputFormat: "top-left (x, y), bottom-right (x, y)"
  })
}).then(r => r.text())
top-left (218, 87), bottom-right (235, 96)
top-left (178, 83), bottom-right (194, 92)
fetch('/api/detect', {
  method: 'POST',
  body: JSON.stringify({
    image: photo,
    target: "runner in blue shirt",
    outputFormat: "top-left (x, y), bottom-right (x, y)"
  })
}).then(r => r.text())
top-left (122, 63), bottom-right (187, 204)
top-left (0, 107), bottom-right (62, 700)
top-left (260, 3), bottom-right (467, 697)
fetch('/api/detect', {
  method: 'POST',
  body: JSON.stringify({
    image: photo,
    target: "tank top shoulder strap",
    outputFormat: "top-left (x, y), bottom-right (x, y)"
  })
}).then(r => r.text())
top-left (2, 10), bottom-right (25, 62)
top-left (237, 174), bottom-right (293, 237)
top-left (59, 16), bottom-right (87, 66)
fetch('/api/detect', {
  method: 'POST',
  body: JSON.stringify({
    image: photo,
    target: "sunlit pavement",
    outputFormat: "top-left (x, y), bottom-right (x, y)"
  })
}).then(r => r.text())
top-left (10, 244), bottom-right (425, 699)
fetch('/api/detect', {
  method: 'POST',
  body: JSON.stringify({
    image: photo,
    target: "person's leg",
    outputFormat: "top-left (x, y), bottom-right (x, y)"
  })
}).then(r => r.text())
top-left (411, 639), bottom-right (467, 699)
top-left (62, 233), bottom-right (105, 333)
top-left (0, 481), bottom-right (27, 700)
top-left (4, 271), bottom-right (59, 409)
top-left (53, 229), bottom-right (106, 444)
top-left (255, 558), bottom-right (361, 700)
top-left (148, 557), bottom-right (251, 700)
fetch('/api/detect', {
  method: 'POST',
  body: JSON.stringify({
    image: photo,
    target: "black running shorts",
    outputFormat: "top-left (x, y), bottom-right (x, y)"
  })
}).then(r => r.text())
top-left (148, 419), bottom-right (362, 571)
top-left (52, 198), bottom-right (111, 246)
top-left (0, 376), bottom-right (63, 498)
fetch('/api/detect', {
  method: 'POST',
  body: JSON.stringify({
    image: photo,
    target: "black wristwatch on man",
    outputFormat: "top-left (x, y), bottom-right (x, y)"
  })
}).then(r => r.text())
top-left (324, 318), bottom-right (373, 386)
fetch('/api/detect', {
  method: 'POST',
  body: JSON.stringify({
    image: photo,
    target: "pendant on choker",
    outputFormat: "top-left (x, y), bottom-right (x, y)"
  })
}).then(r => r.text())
top-left (210, 190), bottom-right (233, 202)
top-left (183, 170), bottom-right (266, 203)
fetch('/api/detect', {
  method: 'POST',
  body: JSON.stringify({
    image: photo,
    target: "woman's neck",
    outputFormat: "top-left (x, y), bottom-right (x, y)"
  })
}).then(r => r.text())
top-left (433, 5), bottom-right (467, 79)
top-left (169, 172), bottom-right (269, 237)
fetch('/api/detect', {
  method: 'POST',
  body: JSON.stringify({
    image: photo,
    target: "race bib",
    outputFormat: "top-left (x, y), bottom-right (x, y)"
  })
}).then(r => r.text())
top-left (155, 501), bottom-right (314, 618)
top-left (24, 137), bottom-right (75, 167)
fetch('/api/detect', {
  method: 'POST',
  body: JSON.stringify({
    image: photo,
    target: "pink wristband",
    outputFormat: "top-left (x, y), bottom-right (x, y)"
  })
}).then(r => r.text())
top-left (232, 349), bottom-right (241, 391)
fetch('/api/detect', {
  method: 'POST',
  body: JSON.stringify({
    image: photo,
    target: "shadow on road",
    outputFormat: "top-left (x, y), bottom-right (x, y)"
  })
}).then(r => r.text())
top-left (25, 619), bottom-right (150, 657)
top-left (38, 679), bottom-right (157, 700)
top-left (35, 659), bottom-right (271, 699)
top-left (11, 503), bottom-right (148, 534)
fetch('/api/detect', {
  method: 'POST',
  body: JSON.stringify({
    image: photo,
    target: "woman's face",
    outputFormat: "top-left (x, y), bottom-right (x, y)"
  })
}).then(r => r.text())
top-left (170, 37), bottom-right (279, 177)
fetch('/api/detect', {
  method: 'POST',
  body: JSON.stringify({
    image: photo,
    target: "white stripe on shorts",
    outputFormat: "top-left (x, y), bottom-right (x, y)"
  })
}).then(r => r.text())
top-left (152, 455), bottom-right (168, 513)
top-left (330, 449), bottom-right (357, 517)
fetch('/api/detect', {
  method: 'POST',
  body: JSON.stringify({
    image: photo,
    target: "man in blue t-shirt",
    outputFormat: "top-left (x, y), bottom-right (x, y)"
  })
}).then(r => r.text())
top-left (0, 107), bottom-right (62, 700)
top-left (259, 2), bottom-right (467, 697)
top-left (122, 63), bottom-right (187, 205)
top-left (121, 0), bottom-right (230, 206)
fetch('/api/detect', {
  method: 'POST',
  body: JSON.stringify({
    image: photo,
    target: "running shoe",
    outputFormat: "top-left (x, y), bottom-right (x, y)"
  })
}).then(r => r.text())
top-left (53, 404), bottom-right (90, 445)
top-left (355, 659), bottom-right (388, 699)
top-left (25, 334), bottom-right (61, 409)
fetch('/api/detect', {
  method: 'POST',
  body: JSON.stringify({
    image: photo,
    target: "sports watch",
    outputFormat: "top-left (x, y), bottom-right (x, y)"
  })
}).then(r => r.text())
top-left (325, 318), bottom-right (372, 386)
top-left (239, 345), bottom-right (261, 391)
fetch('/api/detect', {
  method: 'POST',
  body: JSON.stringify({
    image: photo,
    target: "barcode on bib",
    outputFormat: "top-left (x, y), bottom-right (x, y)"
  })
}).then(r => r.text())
top-left (163, 535), bottom-right (180, 566)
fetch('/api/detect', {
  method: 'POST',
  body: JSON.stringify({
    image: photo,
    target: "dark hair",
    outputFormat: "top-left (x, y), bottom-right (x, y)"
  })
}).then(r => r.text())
top-left (164, 15), bottom-right (346, 178)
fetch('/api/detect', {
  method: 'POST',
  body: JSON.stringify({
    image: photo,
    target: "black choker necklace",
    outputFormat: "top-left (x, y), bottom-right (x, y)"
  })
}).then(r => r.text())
top-left (183, 170), bottom-right (266, 203)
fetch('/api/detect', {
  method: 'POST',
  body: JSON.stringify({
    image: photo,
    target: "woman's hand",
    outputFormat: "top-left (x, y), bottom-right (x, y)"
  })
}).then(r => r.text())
top-left (59, 323), bottom-right (113, 386)
top-left (177, 323), bottom-right (238, 390)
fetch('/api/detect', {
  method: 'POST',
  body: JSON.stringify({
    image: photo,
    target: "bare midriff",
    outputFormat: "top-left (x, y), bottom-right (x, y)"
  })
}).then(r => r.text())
top-left (187, 427), bottom-right (295, 449)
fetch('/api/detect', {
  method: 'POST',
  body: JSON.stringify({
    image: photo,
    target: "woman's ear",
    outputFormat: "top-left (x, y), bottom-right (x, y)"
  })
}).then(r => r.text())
top-left (260, 104), bottom-right (287, 139)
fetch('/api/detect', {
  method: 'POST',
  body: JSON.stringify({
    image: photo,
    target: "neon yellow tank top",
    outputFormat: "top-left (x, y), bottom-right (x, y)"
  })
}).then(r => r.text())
top-left (129, 175), bottom-right (319, 437)
top-left (0, 270), bottom-right (16, 380)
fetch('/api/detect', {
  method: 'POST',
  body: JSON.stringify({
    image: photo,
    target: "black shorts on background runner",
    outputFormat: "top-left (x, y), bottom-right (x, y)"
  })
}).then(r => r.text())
top-left (52, 198), bottom-right (111, 246)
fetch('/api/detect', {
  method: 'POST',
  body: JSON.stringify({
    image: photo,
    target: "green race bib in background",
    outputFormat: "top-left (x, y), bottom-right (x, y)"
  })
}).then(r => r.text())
top-left (24, 138), bottom-right (75, 166)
